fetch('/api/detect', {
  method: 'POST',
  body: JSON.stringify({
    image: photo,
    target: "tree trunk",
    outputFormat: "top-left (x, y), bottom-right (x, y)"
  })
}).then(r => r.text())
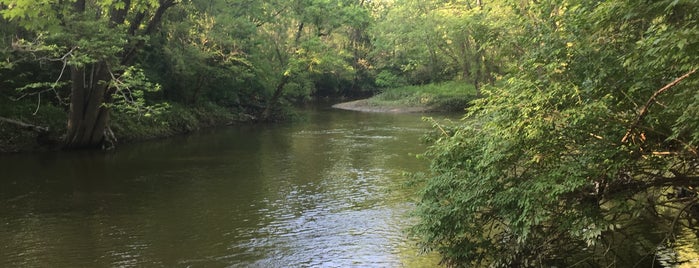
top-left (61, 0), bottom-right (176, 150)
top-left (261, 75), bottom-right (290, 121)
top-left (64, 62), bottom-right (113, 149)
top-left (190, 74), bottom-right (205, 105)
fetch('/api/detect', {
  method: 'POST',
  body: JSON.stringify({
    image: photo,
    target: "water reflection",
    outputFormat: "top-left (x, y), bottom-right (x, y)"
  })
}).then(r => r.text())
top-left (0, 107), bottom-right (439, 267)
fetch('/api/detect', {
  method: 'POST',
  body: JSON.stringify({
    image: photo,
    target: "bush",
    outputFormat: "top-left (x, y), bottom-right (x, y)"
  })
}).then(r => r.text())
top-left (110, 102), bottom-right (241, 142)
top-left (375, 70), bottom-right (408, 88)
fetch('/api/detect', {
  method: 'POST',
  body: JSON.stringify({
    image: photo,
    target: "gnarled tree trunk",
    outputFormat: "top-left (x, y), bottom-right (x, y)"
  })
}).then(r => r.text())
top-left (62, 0), bottom-right (176, 149)
top-left (64, 62), bottom-right (113, 149)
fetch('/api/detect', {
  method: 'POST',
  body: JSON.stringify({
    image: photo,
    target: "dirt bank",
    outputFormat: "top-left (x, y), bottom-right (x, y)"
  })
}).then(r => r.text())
top-left (331, 99), bottom-right (432, 113)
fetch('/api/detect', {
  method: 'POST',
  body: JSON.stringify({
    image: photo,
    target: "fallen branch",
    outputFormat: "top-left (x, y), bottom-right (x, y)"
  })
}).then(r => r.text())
top-left (0, 116), bottom-right (49, 133)
top-left (621, 69), bottom-right (697, 143)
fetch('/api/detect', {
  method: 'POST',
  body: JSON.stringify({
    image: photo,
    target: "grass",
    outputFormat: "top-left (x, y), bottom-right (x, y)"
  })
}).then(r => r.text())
top-left (368, 81), bottom-right (479, 112)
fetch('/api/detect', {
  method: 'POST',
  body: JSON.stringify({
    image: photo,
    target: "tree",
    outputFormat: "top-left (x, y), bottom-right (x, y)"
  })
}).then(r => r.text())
top-left (414, 0), bottom-right (699, 266)
top-left (144, 0), bottom-right (257, 107)
top-left (2, 0), bottom-right (378, 143)
top-left (1, 0), bottom-right (177, 149)
top-left (371, 0), bottom-right (508, 91)
top-left (256, 0), bottom-right (359, 121)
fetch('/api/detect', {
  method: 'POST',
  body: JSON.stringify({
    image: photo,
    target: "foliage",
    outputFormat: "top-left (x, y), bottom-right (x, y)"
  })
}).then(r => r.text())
top-left (1, 0), bottom-right (383, 149)
top-left (110, 102), bottom-right (243, 142)
top-left (143, 0), bottom-right (259, 107)
top-left (0, 0), bottom-right (183, 148)
top-left (370, 81), bottom-right (478, 112)
top-left (108, 66), bottom-right (169, 117)
top-left (414, 0), bottom-right (699, 266)
top-left (374, 70), bottom-right (408, 88)
top-left (3, 0), bottom-right (699, 266)
top-left (371, 0), bottom-right (510, 89)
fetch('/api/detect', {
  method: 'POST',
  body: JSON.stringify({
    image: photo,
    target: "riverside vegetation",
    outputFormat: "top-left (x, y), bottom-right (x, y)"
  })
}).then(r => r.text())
top-left (411, 0), bottom-right (699, 267)
top-left (2, 0), bottom-right (699, 267)
top-left (368, 81), bottom-right (478, 112)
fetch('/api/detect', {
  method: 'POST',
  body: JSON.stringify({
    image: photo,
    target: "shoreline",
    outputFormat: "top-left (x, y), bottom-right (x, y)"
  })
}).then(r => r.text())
top-left (331, 99), bottom-right (432, 113)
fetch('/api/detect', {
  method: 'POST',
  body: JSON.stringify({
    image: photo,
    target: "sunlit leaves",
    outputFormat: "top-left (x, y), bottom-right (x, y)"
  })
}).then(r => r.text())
top-left (414, 0), bottom-right (699, 266)
top-left (108, 66), bottom-right (167, 117)
top-left (0, 0), bottom-right (65, 31)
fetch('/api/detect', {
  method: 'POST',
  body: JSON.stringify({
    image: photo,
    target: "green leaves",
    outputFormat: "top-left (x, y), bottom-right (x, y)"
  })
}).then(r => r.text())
top-left (413, 0), bottom-right (699, 266)
top-left (0, 0), bottom-right (65, 31)
top-left (109, 66), bottom-right (168, 117)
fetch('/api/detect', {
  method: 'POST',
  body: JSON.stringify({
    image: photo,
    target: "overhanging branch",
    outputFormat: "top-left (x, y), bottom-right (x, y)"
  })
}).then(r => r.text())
top-left (621, 69), bottom-right (697, 143)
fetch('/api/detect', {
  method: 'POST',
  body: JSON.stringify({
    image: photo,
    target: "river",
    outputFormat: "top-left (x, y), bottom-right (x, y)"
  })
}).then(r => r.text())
top-left (0, 106), bottom-right (441, 267)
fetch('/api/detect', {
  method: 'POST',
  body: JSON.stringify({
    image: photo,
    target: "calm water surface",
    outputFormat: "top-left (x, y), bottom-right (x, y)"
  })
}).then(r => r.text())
top-left (0, 107), bottom-right (441, 267)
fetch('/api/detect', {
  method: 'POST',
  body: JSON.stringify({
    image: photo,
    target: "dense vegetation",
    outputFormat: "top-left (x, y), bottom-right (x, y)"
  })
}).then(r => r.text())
top-left (2, 0), bottom-right (699, 266)
top-left (414, 0), bottom-right (699, 266)
top-left (0, 0), bottom-right (501, 151)
top-left (0, 0), bottom-right (380, 151)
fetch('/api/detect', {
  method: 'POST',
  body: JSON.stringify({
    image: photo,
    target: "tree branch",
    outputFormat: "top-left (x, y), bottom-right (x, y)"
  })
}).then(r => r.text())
top-left (0, 116), bottom-right (49, 133)
top-left (621, 69), bottom-right (697, 143)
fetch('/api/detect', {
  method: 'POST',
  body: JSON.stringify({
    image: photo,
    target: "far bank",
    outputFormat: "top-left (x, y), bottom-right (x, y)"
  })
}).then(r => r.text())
top-left (333, 81), bottom-right (478, 114)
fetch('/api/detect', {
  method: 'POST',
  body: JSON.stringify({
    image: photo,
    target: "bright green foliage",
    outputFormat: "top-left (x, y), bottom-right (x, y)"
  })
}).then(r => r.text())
top-left (0, 0), bottom-right (65, 31)
top-left (414, 0), bottom-right (699, 266)
top-left (371, 0), bottom-right (509, 89)
top-left (108, 66), bottom-right (168, 117)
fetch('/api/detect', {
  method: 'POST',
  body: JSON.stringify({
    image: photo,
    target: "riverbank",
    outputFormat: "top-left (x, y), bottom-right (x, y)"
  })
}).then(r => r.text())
top-left (332, 99), bottom-right (433, 113)
top-left (0, 101), bottom-right (255, 153)
top-left (109, 102), bottom-right (254, 143)
top-left (333, 81), bottom-right (478, 113)
top-left (1, 80), bottom-right (476, 153)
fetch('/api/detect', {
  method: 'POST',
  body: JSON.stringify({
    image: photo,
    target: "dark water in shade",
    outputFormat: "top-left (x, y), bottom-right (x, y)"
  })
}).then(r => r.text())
top-left (0, 106), bottom-right (442, 267)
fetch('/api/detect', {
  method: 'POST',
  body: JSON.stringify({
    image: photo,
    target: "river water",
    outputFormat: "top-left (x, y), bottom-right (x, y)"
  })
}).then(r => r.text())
top-left (0, 106), bottom-right (441, 267)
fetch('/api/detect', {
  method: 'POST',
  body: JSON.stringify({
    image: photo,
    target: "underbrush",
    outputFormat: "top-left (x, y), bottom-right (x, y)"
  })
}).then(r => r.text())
top-left (0, 100), bottom-right (251, 152)
top-left (0, 98), bottom-right (66, 152)
top-left (110, 102), bottom-right (245, 142)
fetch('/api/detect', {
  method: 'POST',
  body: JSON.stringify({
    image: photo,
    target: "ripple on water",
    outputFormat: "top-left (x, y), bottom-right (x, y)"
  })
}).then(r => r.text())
top-left (223, 205), bottom-right (418, 267)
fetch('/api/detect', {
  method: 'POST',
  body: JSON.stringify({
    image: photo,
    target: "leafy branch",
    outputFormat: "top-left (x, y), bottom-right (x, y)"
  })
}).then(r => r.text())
top-left (106, 66), bottom-right (168, 118)
top-left (10, 38), bottom-right (78, 114)
top-left (621, 68), bottom-right (697, 143)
